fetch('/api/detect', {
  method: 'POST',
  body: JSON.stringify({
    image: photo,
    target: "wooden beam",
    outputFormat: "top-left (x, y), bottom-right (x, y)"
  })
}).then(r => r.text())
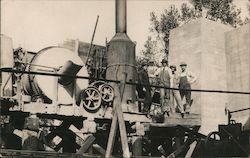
top-left (93, 144), bottom-right (106, 156)
top-left (167, 138), bottom-right (195, 158)
top-left (185, 141), bottom-right (197, 158)
top-left (77, 134), bottom-right (96, 155)
top-left (0, 149), bottom-right (94, 158)
top-left (116, 73), bottom-right (130, 157)
top-left (69, 125), bottom-right (85, 140)
top-left (117, 102), bottom-right (130, 157)
top-left (105, 73), bottom-right (130, 158)
top-left (105, 100), bottom-right (119, 157)
top-left (105, 84), bottom-right (123, 157)
top-left (132, 136), bottom-right (142, 156)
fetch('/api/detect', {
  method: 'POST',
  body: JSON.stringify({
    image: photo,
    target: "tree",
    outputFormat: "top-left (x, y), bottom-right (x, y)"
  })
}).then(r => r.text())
top-left (180, 3), bottom-right (198, 24)
top-left (137, 36), bottom-right (158, 65)
top-left (244, 0), bottom-right (250, 24)
top-left (148, 0), bottom-right (245, 59)
top-left (248, 0), bottom-right (250, 12)
top-left (150, 5), bottom-right (181, 57)
top-left (189, 0), bottom-right (243, 27)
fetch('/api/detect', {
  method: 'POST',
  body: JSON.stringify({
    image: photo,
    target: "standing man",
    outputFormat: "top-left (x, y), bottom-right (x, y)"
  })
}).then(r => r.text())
top-left (169, 65), bottom-right (185, 118)
top-left (158, 59), bottom-right (172, 116)
top-left (148, 60), bottom-right (159, 85)
top-left (179, 62), bottom-right (197, 114)
top-left (137, 61), bottom-right (152, 114)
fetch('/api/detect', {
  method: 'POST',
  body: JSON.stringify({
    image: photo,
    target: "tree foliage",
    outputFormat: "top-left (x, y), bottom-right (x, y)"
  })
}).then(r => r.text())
top-left (189, 0), bottom-right (243, 27)
top-left (150, 6), bottom-right (181, 57)
top-left (140, 36), bottom-right (157, 60)
top-left (245, 0), bottom-right (250, 23)
top-left (147, 0), bottom-right (246, 58)
top-left (137, 36), bottom-right (158, 65)
top-left (248, 0), bottom-right (250, 12)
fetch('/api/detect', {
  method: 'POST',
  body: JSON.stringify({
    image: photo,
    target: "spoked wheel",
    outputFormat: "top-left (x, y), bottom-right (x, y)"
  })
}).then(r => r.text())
top-left (99, 84), bottom-right (114, 102)
top-left (205, 131), bottom-right (221, 142)
top-left (81, 87), bottom-right (102, 112)
top-left (204, 131), bottom-right (221, 156)
top-left (89, 81), bottom-right (106, 88)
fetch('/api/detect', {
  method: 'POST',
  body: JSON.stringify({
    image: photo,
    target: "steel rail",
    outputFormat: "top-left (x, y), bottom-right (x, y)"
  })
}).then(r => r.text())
top-left (1, 68), bottom-right (250, 95)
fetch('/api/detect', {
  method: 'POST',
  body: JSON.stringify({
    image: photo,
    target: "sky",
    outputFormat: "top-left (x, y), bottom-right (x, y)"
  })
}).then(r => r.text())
top-left (1, 0), bottom-right (249, 56)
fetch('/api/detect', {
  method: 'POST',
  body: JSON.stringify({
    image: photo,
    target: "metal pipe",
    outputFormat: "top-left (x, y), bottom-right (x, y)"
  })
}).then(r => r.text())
top-left (116, 0), bottom-right (126, 33)
top-left (86, 15), bottom-right (99, 65)
top-left (230, 107), bottom-right (250, 114)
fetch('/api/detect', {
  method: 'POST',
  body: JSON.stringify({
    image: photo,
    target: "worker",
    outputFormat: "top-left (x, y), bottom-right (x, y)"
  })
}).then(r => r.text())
top-left (179, 62), bottom-right (197, 114)
top-left (147, 60), bottom-right (158, 85)
top-left (169, 65), bottom-right (184, 118)
top-left (158, 58), bottom-right (172, 117)
top-left (137, 61), bottom-right (152, 114)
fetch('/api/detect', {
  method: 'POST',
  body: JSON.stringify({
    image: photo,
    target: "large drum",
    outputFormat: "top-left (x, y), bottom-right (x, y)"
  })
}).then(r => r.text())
top-left (22, 47), bottom-right (89, 104)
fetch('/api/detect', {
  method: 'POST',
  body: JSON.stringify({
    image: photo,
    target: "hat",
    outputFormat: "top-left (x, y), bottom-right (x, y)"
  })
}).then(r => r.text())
top-left (161, 58), bottom-right (168, 63)
top-left (170, 65), bottom-right (176, 71)
top-left (180, 62), bottom-right (187, 66)
top-left (170, 65), bottom-right (176, 69)
top-left (141, 61), bottom-right (148, 67)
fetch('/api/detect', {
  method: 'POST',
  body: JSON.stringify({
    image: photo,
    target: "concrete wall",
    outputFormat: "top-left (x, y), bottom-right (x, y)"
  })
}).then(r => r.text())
top-left (169, 19), bottom-right (202, 115)
top-left (169, 18), bottom-right (232, 134)
top-left (225, 23), bottom-right (250, 130)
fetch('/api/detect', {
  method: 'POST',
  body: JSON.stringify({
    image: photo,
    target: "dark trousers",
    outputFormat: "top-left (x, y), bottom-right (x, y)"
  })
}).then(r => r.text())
top-left (136, 85), bottom-right (152, 113)
top-left (179, 76), bottom-right (191, 106)
top-left (143, 88), bottom-right (152, 112)
top-left (179, 85), bottom-right (191, 105)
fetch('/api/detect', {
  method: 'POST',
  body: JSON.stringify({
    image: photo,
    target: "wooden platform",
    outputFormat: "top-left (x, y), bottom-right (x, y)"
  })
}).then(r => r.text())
top-left (150, 113), bottom-right (201, 128)
top-left (0, 149), bottom-right (100, 158)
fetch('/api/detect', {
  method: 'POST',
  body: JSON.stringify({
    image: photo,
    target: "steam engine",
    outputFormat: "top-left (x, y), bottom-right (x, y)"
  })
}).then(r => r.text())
top-left (0, 35), bottom-right (118, 151)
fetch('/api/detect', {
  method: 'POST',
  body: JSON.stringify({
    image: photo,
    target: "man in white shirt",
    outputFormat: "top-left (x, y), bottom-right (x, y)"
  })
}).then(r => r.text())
top-left (179, 62), bottom-right (197, 114)
top-left (170, 65), bottom-right (185, 118)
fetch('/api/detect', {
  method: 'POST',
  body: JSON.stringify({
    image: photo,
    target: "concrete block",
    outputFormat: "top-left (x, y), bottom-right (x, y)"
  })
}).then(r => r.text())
top-left (225, 23), bottom-right (250, 130)
top-left (169, 18), bottom-right (232, 134)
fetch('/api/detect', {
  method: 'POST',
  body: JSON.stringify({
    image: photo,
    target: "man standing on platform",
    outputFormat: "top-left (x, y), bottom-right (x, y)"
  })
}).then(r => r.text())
top-left (158, 58), bottom-right (172, 117)
top-left (169, 65), bottom-right (184, 118)
top-left (148, 60), bottom-right (159, 85)
top-left (179, 62), bottom-right (197, 114)
top-left (137, 61), bottom-right (152, 114)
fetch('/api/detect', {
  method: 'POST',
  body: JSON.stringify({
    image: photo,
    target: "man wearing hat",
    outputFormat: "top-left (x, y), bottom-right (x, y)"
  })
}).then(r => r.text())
top-left (169, 65), bottom-right (185, 118)
top-left (179, 62), bottom-right (197, 114)
top-left (136, 61), bottom-right (152, 113)
top-left (158, 58), bottom-right (172, 116)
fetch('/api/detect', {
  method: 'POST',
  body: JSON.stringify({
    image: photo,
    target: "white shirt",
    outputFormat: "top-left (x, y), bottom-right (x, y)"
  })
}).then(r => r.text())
top-left (147, 66), bottom-right (159, 78)
top-left (179, 69), bottom-right (197, 84)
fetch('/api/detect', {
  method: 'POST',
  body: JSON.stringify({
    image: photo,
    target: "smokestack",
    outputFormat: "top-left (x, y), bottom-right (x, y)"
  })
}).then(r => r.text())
top-left (106, 0), bottom-right (137, 113)
top-left (116, 0), bottom-right (126, 33)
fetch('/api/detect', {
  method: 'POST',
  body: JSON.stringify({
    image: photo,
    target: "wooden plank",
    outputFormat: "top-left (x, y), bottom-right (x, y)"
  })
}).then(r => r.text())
top-left (105, 73), bottom-right (130, 158)
top-left (77, 135), bottom-right (95, 155)
top-left (132, 136), bottom-right (142, 156)
top-left (149, 113), bottom-right (201, 128)
top-left (69, 125), bottom-right (85, 140)
top-left (185, 141), bottom-right (197, 158)
top-left (105, 103), bottom-right (118, 157)
top-left (0, 149), bottom-right (90, 158)
top-left (93, 144), bottom-right (106, 156)
top-left (117, 102), bottom-right (130, 157)
top-left (116, 73), bottom-right (130, 158)
top-left (105, 79), bottom-right (125, 157)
